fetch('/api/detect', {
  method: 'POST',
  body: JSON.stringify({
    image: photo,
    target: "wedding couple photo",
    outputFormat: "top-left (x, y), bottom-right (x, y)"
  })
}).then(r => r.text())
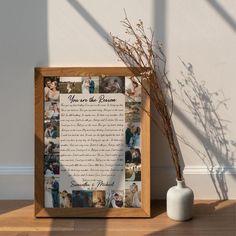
top-left (44, 155), bottom-right (60, 176)
top-left (125, 123), bottom-right (141, 148)
top-left (125, 147), bottom-right (141, 164)
top-left (44, 138), bottom-right (59, 155)
top-left (125, 76), bottom-right (141, 102)
top-left (44, 101), bottom-right (60, 122)
top-left (60, 76), bottom-right (99, 94)
top-left (81, 76), bottom-right (99, 94)
top-left (44, 176), bottom-right (60, 208)
top-left (125, 163), bottom-right (141, 182)
top-left (125, 182), bottom-right (141, 208)
top-left (125, 102), bottom-right (141, 123)
top-left (44, 121), bottom-right (59, 139)
top-left (44, 77), bottom-right (60, 102)
top-left (99, 76), bottom-right (125, 93)
top-left (106, 190), bottom-right (124, 208)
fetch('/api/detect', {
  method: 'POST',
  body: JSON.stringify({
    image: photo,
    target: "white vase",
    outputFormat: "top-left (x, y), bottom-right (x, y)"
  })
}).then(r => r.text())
top-left (167, 179), bottom-right (194, 221)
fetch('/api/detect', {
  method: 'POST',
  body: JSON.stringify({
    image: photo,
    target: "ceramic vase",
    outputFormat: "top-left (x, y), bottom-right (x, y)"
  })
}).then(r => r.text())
top-left (167, 179), bottom-right (194, 221)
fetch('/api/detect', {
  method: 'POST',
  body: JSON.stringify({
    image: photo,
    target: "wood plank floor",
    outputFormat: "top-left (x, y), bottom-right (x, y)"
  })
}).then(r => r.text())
top-left (0, 200), bottom-right (235, 236)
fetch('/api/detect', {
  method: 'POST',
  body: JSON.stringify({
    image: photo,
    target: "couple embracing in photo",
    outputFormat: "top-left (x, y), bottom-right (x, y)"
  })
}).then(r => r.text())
top-left (82, 77), bottom-right (95, 94)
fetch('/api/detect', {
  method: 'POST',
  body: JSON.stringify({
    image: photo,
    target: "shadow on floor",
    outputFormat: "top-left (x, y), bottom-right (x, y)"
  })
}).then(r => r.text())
top-left (0, 200), bottom-right (33, 215)
top-left (0, 200), bottom-right (235, 235)
top-left (146, 200), bottom-right (236, 236)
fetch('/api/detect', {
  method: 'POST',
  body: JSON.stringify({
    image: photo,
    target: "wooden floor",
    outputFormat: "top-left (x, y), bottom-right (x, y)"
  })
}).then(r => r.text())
top-left (0, 200), bottom-right (235, 236)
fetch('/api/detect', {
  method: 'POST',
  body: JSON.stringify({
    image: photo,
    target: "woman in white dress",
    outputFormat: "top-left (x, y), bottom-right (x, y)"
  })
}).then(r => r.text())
top-left (45, 178), bottom-right (53, 208)
top-left (48, 81), bottom-right (60, 101)
top-left (130, 183), bottom-right (141, 208)
top-left (129, 126), bottom-right (140, 147)
top-left (51, 103), bottom-right (60, 120)
top-left (126, 78), bottom-right (141, 102)
top-left (82, 78), bottom-right (90, 94)
top-left (45, 164), bottom-right (54, 176)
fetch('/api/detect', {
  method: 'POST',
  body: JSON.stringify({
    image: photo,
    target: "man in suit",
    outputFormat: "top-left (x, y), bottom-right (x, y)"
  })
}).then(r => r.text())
top-left (51, 176), bottom-right (59, 207)
top-left (89, 77), bottom-right (95, 93)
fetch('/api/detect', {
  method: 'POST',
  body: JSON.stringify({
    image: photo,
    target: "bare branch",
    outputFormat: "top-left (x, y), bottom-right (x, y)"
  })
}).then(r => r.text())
top-left (109, 16), bottom-right (183, 180)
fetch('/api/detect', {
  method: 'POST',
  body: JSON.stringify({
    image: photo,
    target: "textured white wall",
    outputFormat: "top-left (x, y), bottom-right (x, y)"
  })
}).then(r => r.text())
top-left (0, 0), bottom-right (235, 199)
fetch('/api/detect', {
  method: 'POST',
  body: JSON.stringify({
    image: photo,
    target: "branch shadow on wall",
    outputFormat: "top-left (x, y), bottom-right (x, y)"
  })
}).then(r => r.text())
top-left (175, 58), bottom-right (236, 200)
top-left (206, 0), bottom-right (236, 32)
top-left (67, 0), bottom-right (111, 41)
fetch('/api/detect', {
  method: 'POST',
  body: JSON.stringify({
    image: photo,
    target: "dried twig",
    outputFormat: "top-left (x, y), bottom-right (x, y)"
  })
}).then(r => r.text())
top-left (109, 16), bottom-right (183, 180)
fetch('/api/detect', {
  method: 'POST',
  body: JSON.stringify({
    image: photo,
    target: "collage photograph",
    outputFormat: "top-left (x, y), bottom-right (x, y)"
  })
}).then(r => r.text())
top-left (93, 191), bottom-right (106, 208)
top-left (125, 147), bottom-right (141, 164)
top-left (99, 76), bottom-right (125, 93)
top-left (72, 191), bottom-right (93, 208)
top-left (81, 76), bottom-right (99, 94)
top-left (60, 190), bottom-right (72, 208)
top-left (125, 182), bottom-right (141, 208)
top-left (124, 76), bottom-right (142, 207)
top-left (44, 155), bottom-right (60, 176)
top-left (44, 101), bottom-right (60, 122)
top-left (44, 138), bottom-right (60, 155)
top-left (125, 163), bottom-right (141, 182)
top-left (44, 121), bottom-right (59, 139)
top-left (44, 176), bottom-right (60, 208)
top-left (125, 76), bottom-right (141, 102)
top-left (47, 189), bottom-right (127, 209)
top-left (42, 75), bottom-right (143, 209)
top-left (125, 102), bottom-right (141, 123)
top-left (125, 122), bottom-right (141, 148)
top-left (60, 77), bottom-right (82, 93)
top-left (44, 77), bottom-right (60, 102)
top-left (106, 190), bottom-right (124, 208)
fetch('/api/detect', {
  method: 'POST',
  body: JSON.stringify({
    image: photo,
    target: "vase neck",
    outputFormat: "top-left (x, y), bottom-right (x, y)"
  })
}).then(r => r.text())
top-left (176, 179), bottom-right (186, 188)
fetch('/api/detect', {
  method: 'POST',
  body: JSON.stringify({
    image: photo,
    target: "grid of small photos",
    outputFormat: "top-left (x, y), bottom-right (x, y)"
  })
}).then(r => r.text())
top-left (44, 76), bottom-right (142, 208)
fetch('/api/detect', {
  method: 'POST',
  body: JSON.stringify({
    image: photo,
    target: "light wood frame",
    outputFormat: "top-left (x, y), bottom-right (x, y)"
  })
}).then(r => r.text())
top-left (35, 67), bottom-right (150, 218)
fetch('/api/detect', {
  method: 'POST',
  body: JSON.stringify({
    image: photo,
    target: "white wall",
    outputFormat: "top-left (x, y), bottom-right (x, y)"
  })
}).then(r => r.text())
top-left (167, 0), bottom-right (236, 200)
top-left (0, 0), bottom-right (235, 199)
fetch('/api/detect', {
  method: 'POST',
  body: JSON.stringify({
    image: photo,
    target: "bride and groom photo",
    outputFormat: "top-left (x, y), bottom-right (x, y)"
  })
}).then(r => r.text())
top-left (45, 176), bottom-right (60, 208)
top-left (44, 77), bottom-right (60, 102)
top-left (59, 76), bottom-right (99, 94)
top-left (81, 77), bottom-right (96, 94)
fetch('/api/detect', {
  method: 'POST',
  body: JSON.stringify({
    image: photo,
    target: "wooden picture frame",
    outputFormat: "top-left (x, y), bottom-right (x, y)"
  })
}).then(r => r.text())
top-left (35, 67), bottom-right (150, 217)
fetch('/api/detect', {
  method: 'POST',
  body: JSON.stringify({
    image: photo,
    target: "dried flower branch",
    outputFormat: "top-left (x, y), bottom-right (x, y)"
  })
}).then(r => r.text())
top-left (109, 15), bottom-right (183, 180)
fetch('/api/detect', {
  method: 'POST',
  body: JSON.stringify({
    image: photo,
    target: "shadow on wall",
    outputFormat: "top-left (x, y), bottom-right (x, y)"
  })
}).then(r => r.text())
top-left (151, 0), bottom-right (236, 199)
top-left (206, 0), bottom-right (236, 32)
top-left (0, 0), bottom-right (48, 167)
top-left (151, 0), bottom-right (185, 199)
top-left (66, 0), bottom-right (176, 199)
top-left (67, 0), bottom-right (111, 41)
top-left (175, 58), bottom-right (236, 200)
